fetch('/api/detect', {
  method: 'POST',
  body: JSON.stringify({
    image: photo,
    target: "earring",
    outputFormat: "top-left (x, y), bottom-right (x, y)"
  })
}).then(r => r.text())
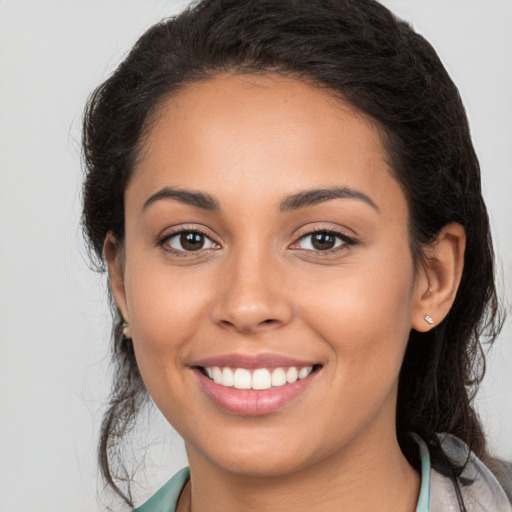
top-left (424, 315), bottom-right (434, 325)
top-left (122, 321), bottom-right (132, 339)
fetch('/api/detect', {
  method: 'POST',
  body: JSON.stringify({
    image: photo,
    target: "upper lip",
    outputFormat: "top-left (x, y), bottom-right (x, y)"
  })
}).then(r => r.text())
top-left (190, 353), bottom-right (320, 369)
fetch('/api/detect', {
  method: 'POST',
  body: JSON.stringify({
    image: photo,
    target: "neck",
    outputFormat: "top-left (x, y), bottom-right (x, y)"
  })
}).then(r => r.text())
top-left (180, 424), bottom-right (420, 512)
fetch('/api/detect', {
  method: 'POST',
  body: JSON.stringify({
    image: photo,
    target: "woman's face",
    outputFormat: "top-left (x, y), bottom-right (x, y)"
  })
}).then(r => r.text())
top-left (111, 74), bottom-right (426, 476)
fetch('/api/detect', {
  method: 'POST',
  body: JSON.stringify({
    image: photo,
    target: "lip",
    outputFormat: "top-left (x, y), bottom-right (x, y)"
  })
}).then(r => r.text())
top-left (190, 353), bottom-right (321, 416)
top-left (190, 353), bottom-right (318, 369)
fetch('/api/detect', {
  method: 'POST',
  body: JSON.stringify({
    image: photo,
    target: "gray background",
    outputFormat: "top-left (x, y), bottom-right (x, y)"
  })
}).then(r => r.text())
top-left (0, 1), bottom-right (511, 510)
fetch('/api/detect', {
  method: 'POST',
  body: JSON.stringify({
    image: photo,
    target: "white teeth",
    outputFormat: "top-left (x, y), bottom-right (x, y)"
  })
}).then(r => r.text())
top-left (212, 367), bottom-right (222, 384)
top-left (286, 367), bottom-right (299, 383)
top-left (298, 366), bottom-right (313, 379)
top-left (252, 369), bottom-right (272, 390)
top-left (233, 368), bottom-right (252, 389)
top-left (271, 367), bottom-right (287, 387)
top-left (204, 365), bottom-right (315, 389)
top-left (222, 367), bottom-right (234, 387)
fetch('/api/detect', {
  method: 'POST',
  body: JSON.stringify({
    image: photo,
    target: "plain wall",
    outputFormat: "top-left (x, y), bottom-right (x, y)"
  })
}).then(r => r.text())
top-left (0, 1), bottom-right (510, 510)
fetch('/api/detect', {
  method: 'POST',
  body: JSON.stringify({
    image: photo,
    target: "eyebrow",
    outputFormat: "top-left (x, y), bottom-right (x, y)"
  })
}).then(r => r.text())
top-left (142, 185), bottom-right (378, 213)
top-left (143, 187), bottom-right (220, 211)
top-left (279, 187), bottom-right (379, 212)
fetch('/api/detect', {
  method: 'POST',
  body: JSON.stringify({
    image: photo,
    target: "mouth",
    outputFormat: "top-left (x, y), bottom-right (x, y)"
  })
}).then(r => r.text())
top-left (198, 365), bottom-right (319, 390)
top-left (191, 358), bottom-right (323, 415)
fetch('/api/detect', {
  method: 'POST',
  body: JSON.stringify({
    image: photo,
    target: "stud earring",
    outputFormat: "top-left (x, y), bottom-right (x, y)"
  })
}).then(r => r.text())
top-left (424, 315), bottom-right (434, 325)
top-left (122, 321), bottom-right (132, 339)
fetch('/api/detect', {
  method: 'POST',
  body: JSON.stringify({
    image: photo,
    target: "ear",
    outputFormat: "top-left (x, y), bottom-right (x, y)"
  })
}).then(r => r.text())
top-left (411, 223), bottom-right (466, 332)
top-left (103, 233), bottom-right (130, 325)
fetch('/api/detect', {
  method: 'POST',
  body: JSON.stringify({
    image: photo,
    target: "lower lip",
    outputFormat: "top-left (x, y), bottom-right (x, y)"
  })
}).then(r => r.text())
top-left (194, 369), bottom-right (317, 416)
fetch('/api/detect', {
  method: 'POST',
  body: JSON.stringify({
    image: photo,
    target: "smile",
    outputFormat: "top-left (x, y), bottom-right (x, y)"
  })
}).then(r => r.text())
top-left (193, 359), bottom-right (321, 415)
top-left (202, 366), bottom-right (314, 390)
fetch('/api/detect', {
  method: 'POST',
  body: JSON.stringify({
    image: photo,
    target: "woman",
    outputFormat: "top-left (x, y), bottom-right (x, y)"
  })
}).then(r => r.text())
top-left (81, 0), bottom-right (511, 510)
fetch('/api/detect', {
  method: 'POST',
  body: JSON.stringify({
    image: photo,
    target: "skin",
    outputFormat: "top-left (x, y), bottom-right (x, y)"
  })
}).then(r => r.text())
top-left (106, 74), bottom-right (465, 512)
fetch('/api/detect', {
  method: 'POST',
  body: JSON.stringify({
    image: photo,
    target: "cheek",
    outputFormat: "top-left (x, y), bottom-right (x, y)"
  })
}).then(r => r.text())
top-left (122, 253), bottom-right (214, 380)
top-left (300, 248), bottom-right (416, 378)
top-left (291, 254), bottom-right (416, 448)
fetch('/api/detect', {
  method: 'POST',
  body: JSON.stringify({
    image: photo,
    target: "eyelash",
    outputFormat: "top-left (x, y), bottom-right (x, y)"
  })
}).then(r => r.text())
top-left (293, 229), bottom-right (357, 253)
top-left (157, 228), bottom-right (357, 256)
top-left (157, 228), bottom-right (218, 256)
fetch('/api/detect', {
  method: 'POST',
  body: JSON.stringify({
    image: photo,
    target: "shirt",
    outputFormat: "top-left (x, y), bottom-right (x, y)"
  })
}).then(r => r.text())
top-left (134, 434), bottom-right (512, 511)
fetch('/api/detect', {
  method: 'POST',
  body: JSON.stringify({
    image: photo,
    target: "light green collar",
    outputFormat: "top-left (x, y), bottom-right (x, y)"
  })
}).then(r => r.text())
top-left (134, 466), bottom-right (190, 512)
top-left (412, 433), bottom-right (431, 512)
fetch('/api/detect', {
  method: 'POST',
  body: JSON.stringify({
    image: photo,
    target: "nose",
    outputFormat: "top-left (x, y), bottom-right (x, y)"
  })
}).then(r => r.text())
top-left (211, 248), bottom-right (293, 335)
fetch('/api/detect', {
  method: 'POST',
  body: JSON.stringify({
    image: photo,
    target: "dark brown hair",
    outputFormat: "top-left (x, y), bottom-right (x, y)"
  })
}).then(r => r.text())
top-left (82, 0), bottom-right (504, 507)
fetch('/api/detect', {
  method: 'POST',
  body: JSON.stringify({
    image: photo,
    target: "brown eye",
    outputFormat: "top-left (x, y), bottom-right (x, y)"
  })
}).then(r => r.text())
top-left (164, 230), bottom-right (217, 252)
top-left (311, 232), bottom-right (337, 250)
top-left (180, 232), bottom-right (205, 251)
top-left (295, 230), bottom-right (354, 252)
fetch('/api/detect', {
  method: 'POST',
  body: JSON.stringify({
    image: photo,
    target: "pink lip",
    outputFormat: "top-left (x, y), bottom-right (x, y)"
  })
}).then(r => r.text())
top-left (191, 353), bottom-right (318, 369)
top-left (192, 366), bottom-right (319, 416)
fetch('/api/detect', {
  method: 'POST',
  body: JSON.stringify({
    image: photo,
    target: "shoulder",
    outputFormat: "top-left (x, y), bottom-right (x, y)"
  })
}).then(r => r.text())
top-left (134, 467), bottom-right (190, 512)
top-left (430, 434), bottom-right (512, 511)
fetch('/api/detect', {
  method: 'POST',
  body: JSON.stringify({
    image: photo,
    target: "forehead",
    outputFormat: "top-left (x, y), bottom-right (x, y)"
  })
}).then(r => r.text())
top-left (128, 73), bottom-right (405, 219)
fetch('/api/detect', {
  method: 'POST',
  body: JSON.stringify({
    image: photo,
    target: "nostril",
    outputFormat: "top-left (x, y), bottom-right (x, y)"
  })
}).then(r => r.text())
top-left (218, 317), bottom-right (279, 333)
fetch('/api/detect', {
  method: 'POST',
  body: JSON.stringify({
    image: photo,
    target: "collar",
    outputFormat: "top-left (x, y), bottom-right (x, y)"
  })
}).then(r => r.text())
top-left (412, 433), bottom-right (431, 512)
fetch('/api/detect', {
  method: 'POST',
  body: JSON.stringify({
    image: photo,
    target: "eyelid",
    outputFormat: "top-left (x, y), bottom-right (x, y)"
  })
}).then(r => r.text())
top-left (290, 227), bottom-right (357, 252)
top-left (156, 224), bottom-right (356, 255)
top-left (157, 226), bottom-right (220, 254)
